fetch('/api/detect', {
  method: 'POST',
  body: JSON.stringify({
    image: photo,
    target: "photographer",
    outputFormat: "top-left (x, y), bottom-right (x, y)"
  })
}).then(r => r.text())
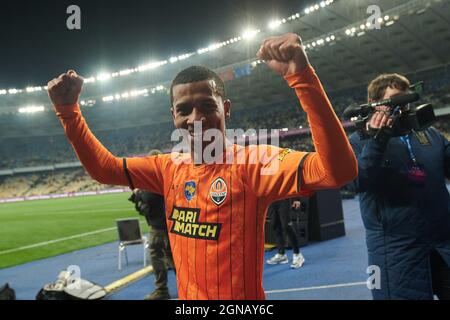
top-left (128, 152), bottom-right (174, 300)
top-left (348, 73), bottom-right (450, 300)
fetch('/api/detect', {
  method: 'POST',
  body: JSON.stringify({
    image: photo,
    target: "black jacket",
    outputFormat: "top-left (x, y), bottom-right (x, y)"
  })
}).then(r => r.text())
top-left (133, 190), bottom-right (166, 230)
top-left (348, 127), bottom-right (450, 299)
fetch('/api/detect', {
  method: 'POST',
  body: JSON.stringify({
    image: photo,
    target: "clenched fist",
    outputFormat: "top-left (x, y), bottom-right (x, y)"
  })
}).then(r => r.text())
top-left (257, 33), bottom-right (310, 77)
top-left (47, 70), bottom-right (84, 106)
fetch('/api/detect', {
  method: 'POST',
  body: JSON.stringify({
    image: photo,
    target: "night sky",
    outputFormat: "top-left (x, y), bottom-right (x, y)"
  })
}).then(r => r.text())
top-left (0, 0), bottom-right (311, 88)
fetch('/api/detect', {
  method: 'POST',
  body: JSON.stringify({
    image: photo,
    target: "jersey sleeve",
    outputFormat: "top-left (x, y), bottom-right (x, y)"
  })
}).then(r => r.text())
top-left (284, 66), bottom-right (358, 190)
top-left (125, 155), bottom-right (169, 195)
top-left (244, 145), bottom-right (314, 202)
top-left (244, 65), bottom-right (358, 203)
top-left (54, 103), bottom-right (166, 194)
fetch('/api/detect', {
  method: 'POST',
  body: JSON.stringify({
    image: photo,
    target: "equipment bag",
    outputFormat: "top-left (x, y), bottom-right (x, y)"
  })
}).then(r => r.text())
top-left (36, 270), bottom-right (107, 300)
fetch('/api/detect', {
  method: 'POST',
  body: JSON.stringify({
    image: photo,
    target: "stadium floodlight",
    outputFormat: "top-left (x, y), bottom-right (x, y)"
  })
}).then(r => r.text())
top-left (269, 20), bottom-right (282, 29)
top-left (119, 69), bottom-right (133, 76)
top-left (178, 53), bottom-right (191, 60)
top-left (242, 29), bottom-right (260, 40)
top-left (26, 86), bottom-right (42, 93)
top-left (242, 29), bottom-right (259, 40)
top-left (137, 64), bottom-right (150, 72)
top-left (208, 43), bottom-right (222, 51)
top-left (18, 105), bottom-right (45, 113)
top-left (84, 77), bottom-right (96, 84)
top-left (97, 73), bottom-right (112, 82)
top-left (1, 0), bottom-right (406, 97)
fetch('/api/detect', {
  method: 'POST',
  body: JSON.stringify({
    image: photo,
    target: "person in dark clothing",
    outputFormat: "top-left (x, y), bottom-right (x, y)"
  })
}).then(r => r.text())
top-left (129, 151), bottom-right (174, 300)
top-left (348, 73), bottom-right (450, 300)
top-left (266, 199), bottom-right (305, 269)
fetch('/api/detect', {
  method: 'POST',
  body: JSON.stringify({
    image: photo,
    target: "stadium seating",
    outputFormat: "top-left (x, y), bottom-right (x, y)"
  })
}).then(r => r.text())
top-left (0, 65), bottom-right (449, 198)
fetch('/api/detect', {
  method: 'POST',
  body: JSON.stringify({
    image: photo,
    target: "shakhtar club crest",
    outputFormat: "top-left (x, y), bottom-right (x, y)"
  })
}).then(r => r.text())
top-left (209, 177), bottom-right (227, 206)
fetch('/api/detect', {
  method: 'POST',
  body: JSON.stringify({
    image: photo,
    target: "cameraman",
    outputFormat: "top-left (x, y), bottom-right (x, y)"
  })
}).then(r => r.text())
top-left (129, 152), bottom-right (174, 300)
top-left (348, 73), bottom-right (450, 300)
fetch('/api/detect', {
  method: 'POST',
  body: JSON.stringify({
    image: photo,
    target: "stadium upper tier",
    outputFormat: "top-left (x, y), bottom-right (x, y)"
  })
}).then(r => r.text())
top-left (0, 0), bottom-right (449, 114)
top-left (0, 81), bottom-right (449, 171)
top-left (1, 0), bottom-right (450, 171)
top-left (1, 61), bottom-right (449, 139)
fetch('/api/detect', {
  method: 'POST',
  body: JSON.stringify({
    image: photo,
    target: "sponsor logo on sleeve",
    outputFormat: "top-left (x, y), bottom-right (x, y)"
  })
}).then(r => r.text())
top-left (277, 148), bottom-right (293, 161)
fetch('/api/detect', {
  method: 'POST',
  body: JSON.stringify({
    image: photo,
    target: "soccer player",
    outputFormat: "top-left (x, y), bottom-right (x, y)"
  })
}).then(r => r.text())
top-left (48, 33), bottom-right (357, 300)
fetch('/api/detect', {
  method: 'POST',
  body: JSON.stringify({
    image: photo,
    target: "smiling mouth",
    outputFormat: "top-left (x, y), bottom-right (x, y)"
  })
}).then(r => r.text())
top-left (188, 128), bottom-right (208, 137)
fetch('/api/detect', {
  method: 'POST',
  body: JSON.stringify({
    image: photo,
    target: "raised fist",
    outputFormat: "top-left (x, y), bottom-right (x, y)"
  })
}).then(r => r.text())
top-left (47, 70), bottom-right (84, 106)
top-left (257, 33), bottom-right (310, 77)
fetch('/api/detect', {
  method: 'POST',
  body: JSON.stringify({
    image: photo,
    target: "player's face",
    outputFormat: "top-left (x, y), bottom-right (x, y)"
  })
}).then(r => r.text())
top-left (171, 80), bottom-right (231, 143)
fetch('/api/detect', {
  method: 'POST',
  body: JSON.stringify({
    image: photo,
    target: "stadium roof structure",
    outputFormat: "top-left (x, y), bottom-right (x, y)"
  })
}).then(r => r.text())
top-left (0, 0), bottom-right (449, 136)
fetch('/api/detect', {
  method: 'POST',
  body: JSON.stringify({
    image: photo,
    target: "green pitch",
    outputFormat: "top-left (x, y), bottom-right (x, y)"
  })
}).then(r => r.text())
top-left (0, 193), bottom-right (147, 269)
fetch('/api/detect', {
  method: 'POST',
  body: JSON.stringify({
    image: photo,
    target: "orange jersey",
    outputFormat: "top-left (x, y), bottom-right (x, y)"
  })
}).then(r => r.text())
top-left (54, 65), bottom-right (357, 300)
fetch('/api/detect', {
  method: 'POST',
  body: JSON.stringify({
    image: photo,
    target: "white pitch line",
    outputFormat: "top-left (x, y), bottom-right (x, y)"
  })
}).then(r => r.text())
top-left (0, 227), bottom-right (117, 255)
top-left (265, 281), bottom-right (367, 294)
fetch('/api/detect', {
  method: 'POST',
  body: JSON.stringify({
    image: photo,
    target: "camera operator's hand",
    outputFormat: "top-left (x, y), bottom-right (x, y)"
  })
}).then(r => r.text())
top-left (367, 106), bottom-right (394, 130)
top-left (292, 201), bottom-right (302, 210)
top-left (47, 70), bottom-right (84, 106)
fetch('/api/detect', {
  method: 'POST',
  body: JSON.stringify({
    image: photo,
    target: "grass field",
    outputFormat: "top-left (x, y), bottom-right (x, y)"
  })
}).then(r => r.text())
top-left (0, 193), bottom-right (147, 269)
